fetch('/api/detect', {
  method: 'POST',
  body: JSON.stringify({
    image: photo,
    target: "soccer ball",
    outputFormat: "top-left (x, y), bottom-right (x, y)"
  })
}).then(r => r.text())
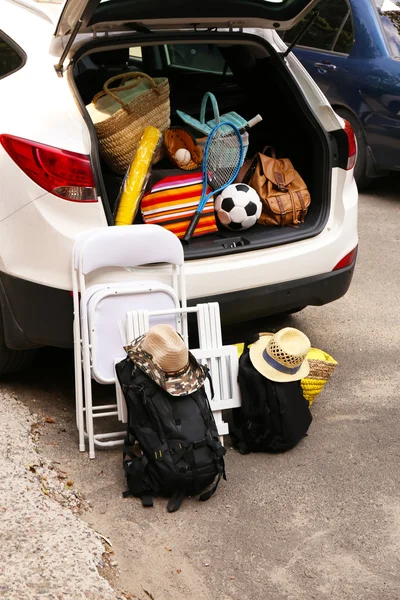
top-left (215, 184), bottom-right (262, 231)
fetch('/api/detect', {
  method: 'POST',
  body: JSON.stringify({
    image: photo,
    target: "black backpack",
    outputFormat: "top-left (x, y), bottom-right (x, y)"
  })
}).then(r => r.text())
top-left (231, 340), bottom-right (312, 454)
top-left (115, 357), bottom-right (226, 512)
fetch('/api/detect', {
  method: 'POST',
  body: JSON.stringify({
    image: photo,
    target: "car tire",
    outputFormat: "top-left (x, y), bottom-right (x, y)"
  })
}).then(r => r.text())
top-left (334, 107), bottom-right (370, 190)
top-left (0, 309), bottom-right (37, 376)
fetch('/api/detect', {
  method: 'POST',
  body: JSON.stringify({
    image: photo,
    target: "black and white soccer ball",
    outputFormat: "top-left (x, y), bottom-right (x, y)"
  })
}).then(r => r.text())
top-left (215, 184), bottom-right (262, 231)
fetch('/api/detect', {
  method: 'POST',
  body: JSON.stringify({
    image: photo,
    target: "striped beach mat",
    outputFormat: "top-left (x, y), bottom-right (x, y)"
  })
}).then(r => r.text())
top-left (141, 172), bottom-right (218, 239)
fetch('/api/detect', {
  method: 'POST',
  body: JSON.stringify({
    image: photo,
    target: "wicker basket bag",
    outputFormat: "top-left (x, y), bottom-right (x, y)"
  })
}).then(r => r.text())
top-left (301, 348), bottom-right (337, 406)
top-left (90, 72), bottom-right (170, 174)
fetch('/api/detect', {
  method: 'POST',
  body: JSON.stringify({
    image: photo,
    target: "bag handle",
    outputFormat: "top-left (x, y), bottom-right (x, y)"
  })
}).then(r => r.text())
top-left (92, 72), bottom-right (161, 109)
top-left (262, 145), bottom-right (276, 158)
top-left (241, 332), bottom-right (272, 354)
top-left (199, 92), bottom-right (220, 125)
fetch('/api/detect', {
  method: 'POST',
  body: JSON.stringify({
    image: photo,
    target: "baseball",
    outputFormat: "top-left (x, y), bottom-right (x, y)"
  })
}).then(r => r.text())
top-left (174, 148), bottom-right (191, 166)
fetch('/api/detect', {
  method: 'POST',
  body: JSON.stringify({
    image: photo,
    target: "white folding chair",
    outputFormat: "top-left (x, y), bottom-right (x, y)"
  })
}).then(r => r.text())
top-left (191, 346), bottom-right (241, 443)
top-left (120, 303), bottom-right (241, 445)
top-left (196, 303), bottom-right (232, 437)
top-left (72, 224), bottom-right (187, 459)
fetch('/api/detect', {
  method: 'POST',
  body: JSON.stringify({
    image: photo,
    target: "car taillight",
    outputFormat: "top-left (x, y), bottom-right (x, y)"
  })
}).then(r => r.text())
top-left (0, 134), bottom-right (97, 202)
top-left (343, 119), bottom-right (356, 170)
top-left (332, 246), bottom-right (357, 271)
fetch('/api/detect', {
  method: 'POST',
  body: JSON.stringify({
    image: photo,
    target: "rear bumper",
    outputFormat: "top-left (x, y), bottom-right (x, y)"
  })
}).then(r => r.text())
top-left (0, 259), bottom-right (355, 349)
top-left (191, 260), bottom-right (355, 324)
top-left (0, 272), bottom-right (73, 350)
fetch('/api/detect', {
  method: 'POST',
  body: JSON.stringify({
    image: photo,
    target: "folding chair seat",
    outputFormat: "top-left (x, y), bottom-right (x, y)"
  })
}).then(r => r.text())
top-left (72, 224), bottom-right (186, 458)
top-left (85, 280), bottom-right (179, 383)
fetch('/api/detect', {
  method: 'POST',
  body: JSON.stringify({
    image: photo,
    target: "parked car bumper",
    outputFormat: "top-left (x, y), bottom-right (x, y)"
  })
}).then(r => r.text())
top-left (0, 257), bottom-right (356, 349)
top-left (192, 258), bottom-right (356, 324)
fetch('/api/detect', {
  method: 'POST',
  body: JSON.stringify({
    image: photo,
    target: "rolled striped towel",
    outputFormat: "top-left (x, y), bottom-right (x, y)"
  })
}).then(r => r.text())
top-left (141, 173), bottom-right (218, 239)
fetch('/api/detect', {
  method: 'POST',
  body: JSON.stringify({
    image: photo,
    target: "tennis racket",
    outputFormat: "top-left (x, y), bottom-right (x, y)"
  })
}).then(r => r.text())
top-left (183, 121), bottom-right (244, 244)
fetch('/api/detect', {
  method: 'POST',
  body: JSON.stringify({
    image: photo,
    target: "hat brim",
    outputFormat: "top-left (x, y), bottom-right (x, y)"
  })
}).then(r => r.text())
top-left (163, 352), bottom-right (206, 396)
top-left (249, 334), bottom-right (309, 383)
top-left (125, 335), bottom-right (205, 396)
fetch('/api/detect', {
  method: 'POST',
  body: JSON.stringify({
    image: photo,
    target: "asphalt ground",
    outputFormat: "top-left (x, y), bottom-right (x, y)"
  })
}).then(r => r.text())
top-left (1, 174), bottom-right (400, 600)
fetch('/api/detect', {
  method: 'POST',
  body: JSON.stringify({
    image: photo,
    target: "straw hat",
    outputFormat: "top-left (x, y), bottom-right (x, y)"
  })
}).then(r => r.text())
top-left (124, 324), bottom-right (205, 396)
top-left (249, 328), bottom-right (310, 383)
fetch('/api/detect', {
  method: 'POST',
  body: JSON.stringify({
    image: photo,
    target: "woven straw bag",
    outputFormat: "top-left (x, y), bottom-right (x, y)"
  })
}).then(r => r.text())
top-left (91, 72), bottom-right (170, 174)
top-left (301, 348), bottom-right (337, 406)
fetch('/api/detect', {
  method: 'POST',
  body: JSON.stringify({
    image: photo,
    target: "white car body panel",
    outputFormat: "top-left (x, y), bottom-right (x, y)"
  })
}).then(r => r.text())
top-left (0, 0), bottom-right (358, 304)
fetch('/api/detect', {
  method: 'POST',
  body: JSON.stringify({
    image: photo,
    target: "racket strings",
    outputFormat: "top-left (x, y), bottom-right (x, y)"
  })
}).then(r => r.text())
top-left (206, 130), bottom-right (242, 190)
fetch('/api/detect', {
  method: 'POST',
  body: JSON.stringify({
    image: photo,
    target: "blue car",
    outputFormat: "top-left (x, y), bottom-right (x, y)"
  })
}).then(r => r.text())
top-left (280, 0), bottom-right (400, 188)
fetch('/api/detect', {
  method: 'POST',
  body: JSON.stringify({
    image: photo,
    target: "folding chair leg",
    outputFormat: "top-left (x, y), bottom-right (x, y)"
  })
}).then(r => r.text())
top-left (84, 385), bottom-right (95, 459)
top-left (82, 345), bottom-right (96, 459)
top-left (212, 411), bottom-right (227, 446)
top-left (73, 316), bottom-right (85, 452)
top-left (115, 376), bottom-right (128, 424)
top-left (75, 363), bottom-right (85, 452)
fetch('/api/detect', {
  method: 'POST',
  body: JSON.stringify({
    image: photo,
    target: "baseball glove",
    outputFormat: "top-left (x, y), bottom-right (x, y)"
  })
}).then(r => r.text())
top-left (164, 127), bottom-right (203, 171)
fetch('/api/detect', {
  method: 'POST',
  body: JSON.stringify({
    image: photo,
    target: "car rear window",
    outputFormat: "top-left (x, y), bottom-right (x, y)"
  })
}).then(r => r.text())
top-left (373, 0), bottom-right (400, 58)
top-left (279, 0), bottom-right (354, 54)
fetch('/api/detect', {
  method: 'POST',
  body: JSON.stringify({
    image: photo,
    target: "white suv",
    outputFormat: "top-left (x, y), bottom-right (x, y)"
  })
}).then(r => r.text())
top-left (0, 0), bottom-right (358, 374)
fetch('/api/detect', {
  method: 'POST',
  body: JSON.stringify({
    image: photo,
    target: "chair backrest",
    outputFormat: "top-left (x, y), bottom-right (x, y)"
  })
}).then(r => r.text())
top-left (73, 226), bottom-right (186, 384)
top-left (73, 225), bottom-right (184, 275)
top-left (191, 346), bottom-right (241, 411)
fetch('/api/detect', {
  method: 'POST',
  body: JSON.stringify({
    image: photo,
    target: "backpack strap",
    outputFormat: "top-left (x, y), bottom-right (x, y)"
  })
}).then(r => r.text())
top-left (242, 333), bottom-right (261, 351)
top-left (141, 495), bottom-right (154, 507)
top-left (133, 376), bottom-right (168, 445)
top-left (123, 439), bottom-right (156, 505)
top-left (190, 372), bottom-right (214, 429)
top-left (171, 437), bottom-right (225, 504)
top-left (191, 387), bottom-right (227, 479)
top-left (203, 364), bottom-right (214, 400)
top-left (123, 446), bottom-right (148, 477)
top-left (236, 441), bottom-right (250, 455)
top-left (123, 489), bottom-right (154, 507)
top-left (199, 472), bottom-right (223, 502)
top-left (171, 440), bottom-right (202, 491)
top-left (168, 440), bottom-right (205, 511)
top-left (262, 145), bottom-right (276, 158)
top-left (167, 490), bottom-right (185, 513)
top-left (297, 190), bottom-right (307, 222)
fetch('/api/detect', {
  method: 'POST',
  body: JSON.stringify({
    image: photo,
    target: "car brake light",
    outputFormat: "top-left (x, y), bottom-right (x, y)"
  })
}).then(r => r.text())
top-left (343, 119), bottom-right (356, 170)
top-left (0, 134), bottom-right (97, 202)
top-left (332, 247), bottom-right (357, 271)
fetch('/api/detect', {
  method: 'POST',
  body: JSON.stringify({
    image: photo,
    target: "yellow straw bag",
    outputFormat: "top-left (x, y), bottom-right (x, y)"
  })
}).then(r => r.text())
top-left (88, 72), bottom-right (170, 174)
top-left (301, 348), bottom-right (337, 405)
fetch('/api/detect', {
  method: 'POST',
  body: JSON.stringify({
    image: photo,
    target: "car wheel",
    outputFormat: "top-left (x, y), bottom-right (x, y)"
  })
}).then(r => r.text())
top-left (334, 107), bottom-right (370, 190)
top-left (0, 308), bottom-right (37, 376)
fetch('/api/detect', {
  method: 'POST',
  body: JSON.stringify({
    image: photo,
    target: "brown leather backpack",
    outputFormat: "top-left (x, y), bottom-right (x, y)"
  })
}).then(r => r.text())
top-left (237, 147), bottom-right (311, 227)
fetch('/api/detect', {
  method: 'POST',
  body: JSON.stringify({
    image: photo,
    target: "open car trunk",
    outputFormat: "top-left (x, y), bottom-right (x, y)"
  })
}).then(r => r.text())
top-left (72, 31), bottom-right (332, 260)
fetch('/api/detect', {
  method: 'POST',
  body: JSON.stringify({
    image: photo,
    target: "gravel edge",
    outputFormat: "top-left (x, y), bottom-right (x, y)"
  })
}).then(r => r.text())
top-left (0, 390), bottom-right (128, 600)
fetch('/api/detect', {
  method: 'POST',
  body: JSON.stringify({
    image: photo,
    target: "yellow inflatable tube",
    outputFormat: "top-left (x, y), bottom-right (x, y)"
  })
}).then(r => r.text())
top-left (115, 126), bottom-right (162, 226)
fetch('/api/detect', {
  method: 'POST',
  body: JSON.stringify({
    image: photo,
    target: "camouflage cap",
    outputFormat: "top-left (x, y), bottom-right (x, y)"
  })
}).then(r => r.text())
top-left (125, 333), bottom-right (206, 397)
